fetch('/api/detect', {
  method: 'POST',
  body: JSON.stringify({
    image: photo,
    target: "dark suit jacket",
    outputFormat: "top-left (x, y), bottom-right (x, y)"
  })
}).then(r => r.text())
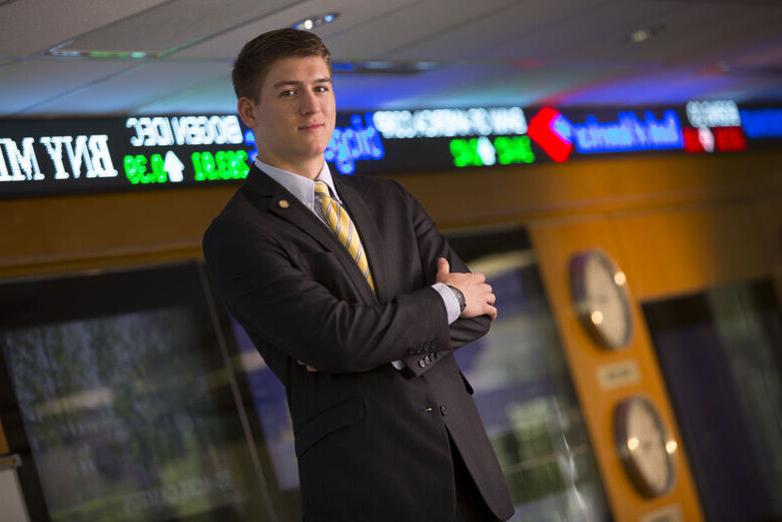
top-left (203, 165), bottom-right (514, 522)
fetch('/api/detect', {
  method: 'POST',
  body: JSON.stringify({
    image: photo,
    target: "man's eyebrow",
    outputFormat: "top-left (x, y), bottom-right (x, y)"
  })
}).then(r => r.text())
top-left (272, 77), bottom-right (332, 89)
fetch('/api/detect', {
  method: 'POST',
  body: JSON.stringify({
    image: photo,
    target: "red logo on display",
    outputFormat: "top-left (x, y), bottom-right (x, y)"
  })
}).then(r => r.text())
top-left (528, 107), bottom-right (574, 162)
top-left (714, 127), bottom-right (747, 151)
top-left (683, 126), bottom-right (747, 153)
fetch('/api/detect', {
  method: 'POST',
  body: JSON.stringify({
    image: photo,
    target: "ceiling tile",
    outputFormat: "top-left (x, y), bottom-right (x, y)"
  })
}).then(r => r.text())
top-left (0, 57), bottom-right (133, 115)
top-left (172, 0), bottom-right (412, 60)
top-left (384, 0), bottom-right (607, 61)
top-left (26, 61), bottom-right (230, 115)
top-left (0, 0), bottom-right (168, 56)
top-left (323, 0), bottom-right (519, 60)
top-left (58, 0), bottom-right (299, 55)
top-left (136, 76), bottom-right (236, 114)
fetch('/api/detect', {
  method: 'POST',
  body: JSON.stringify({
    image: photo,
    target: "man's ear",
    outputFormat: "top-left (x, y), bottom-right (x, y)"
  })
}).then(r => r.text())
top-left (237, 96), bottom-right (258, 128)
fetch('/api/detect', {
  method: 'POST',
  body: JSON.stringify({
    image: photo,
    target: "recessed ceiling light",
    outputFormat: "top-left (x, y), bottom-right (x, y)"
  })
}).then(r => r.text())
top-left (630, 29), bottom-right (651, 43)
top-left (629, 23), bottom-right (664, 44)
top-left (47, 40), bottom-right (151, 59)
top-left (292, 12), bottom-right (339, 31)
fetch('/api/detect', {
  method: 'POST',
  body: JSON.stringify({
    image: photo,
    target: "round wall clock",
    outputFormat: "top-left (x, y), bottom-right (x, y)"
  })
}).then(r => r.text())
top-left (614, 396), bottom-right (677, 498)
top-left (569, 249), bottom-right (633, 349)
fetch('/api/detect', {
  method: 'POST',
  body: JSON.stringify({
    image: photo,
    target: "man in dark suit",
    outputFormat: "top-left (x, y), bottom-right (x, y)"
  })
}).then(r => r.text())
top-left (203, 28), bottom-right (514, 522)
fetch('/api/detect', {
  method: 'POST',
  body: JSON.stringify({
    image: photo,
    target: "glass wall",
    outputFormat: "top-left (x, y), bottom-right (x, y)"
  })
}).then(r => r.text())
top-left (643, 279), bottom-right (782, 522)
top-left (448, 228), bottom-right (611, 522)
top-left (0, 264), bottom-right (274, 521)
top-left (226, 317), bottom-right (301, 520)
top-left (0, 227), bottom-right (613, 521)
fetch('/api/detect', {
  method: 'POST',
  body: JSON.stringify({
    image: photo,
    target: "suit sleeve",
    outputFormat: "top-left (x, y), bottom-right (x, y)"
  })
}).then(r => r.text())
top-left (203, 217), bottom-right (451, 374)
top-left (397, 182), bottom-right (492, 350)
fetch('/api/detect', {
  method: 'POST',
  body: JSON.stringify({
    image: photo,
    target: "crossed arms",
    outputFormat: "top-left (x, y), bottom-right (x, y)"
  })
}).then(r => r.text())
top-left (202, 183), bottom-right (495, 376)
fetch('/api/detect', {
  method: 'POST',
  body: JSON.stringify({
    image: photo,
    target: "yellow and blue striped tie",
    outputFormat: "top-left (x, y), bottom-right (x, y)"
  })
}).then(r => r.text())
top-left (314, 180), bottom-right (375, 291)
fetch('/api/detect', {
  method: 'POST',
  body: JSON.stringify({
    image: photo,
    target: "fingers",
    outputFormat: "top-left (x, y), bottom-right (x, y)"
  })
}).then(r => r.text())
top-left (486, 305), bottom-right (498, 321)
top-left (435, 263), bottom-right (496, 320)
top-left (436, 257), bottom-right (450, 280)
top-left (483, 284), bottom-right (497, 319)
top-left (485, 284), bottom-right (495, 305)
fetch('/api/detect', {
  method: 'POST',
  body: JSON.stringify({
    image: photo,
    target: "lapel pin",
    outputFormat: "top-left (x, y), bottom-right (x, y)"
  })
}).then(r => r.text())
top-left (278, 199), bottom-right (290, 209)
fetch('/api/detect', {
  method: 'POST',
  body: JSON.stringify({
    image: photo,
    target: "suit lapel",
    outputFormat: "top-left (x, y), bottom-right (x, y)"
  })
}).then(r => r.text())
top-left (336, 179), bottom-right (388, 303)
top-left (246, 165), bottom-right (333, 251)
top-left (246, 165), bottom-right (378, 304)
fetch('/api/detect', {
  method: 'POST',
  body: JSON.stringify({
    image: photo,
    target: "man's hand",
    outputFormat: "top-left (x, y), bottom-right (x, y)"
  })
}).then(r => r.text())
top-left (436, 257), bottom-right (497, 320)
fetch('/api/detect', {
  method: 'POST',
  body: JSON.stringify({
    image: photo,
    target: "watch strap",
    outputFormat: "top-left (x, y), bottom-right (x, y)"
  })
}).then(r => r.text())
top-left (447, 284), bottom-right (466, 313)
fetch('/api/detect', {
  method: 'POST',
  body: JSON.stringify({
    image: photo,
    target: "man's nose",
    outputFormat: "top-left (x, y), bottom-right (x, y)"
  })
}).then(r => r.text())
top-left (299, 90), bottom-right (320, 115)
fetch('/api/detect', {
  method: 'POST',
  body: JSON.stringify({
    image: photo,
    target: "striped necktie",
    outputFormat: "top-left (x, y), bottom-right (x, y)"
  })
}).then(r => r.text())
top-left (314, 180), bottom-right (375, 291)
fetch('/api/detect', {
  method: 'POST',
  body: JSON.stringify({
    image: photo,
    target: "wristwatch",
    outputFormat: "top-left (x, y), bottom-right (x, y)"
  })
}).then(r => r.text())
top-left (447, 285), bottom-right (467, 313)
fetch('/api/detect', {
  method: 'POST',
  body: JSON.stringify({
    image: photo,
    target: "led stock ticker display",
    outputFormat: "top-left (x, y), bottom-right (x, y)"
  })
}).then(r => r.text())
top-left (1, 101), bottom-right (781, 197)
top-left (328, 101), bottom-right (775, 174)
top-left (124, 116), bottom-right (249, 183)
top-left (0, 115), bottom-right (249, 197)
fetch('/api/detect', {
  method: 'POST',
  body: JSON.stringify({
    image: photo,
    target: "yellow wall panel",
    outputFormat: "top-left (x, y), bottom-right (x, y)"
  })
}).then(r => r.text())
top-left (0, 185), bottom-right (235, 279)
top-left (612, 203), bottom-right (767, 300)
top-left (2, 150), bottom-right (781, 280)
top-left (529, 216), bottom-right (704, 522)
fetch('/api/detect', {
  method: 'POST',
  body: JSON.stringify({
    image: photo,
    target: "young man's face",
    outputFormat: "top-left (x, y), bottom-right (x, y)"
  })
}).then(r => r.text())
top-left (240, 55), bottom-right (336, 173)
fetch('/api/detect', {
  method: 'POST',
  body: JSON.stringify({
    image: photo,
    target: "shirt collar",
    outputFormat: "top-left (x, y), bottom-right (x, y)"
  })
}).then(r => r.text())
top-left (254, 157), bottom-right (341, 208)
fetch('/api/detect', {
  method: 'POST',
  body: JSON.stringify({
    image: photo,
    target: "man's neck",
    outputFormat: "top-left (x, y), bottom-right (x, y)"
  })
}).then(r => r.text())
top-left (258, 154), bottom-right (324, 180)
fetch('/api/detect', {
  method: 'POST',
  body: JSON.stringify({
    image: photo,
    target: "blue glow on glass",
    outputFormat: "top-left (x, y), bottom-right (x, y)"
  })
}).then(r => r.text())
top-left (244, 129), bottom-right (258, 161)
top-left (740, 109), bottom-right (782, 139)
top-left (364, 61), bottom-right (393, 70)
top-left (325, 114), bottom-right (385, 175)
top-left (332, 62), bottom-right (355, 72)
top-left (570, 110), bottom-right (683, 154)
top-left (415, 61), bottom-right (440, 71)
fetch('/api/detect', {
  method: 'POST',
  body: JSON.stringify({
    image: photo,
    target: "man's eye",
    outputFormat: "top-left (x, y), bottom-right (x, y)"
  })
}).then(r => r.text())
top-left (314, 85), bottom-right (330, 93)
top-left (279, 90), bottom-right (296, 97)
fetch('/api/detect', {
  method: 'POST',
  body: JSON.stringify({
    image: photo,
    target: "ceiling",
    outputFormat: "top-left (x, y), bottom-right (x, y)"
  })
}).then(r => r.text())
top-left (1, 0), bottom-right (781, 117)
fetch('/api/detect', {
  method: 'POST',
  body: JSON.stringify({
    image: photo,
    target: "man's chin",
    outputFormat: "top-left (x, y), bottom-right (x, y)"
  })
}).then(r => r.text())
top-left (296, 143), bottom-right (330, 160)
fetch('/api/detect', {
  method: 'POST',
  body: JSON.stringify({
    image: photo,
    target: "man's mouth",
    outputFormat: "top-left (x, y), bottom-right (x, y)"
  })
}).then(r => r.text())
top-left (299, 123), bottom-right (325, 131)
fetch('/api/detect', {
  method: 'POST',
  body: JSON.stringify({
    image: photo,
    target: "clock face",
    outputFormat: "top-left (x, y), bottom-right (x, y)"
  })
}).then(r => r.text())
top-left (570, 250), bottom-right (633, 349)
top-left (614, 397), bottom-right (676, 498)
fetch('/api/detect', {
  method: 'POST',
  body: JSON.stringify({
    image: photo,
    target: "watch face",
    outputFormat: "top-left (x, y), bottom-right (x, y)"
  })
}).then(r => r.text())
top-left (614, 397), bottom-right (677, 498)
top-left (570, 249), bottom-right (633, 349)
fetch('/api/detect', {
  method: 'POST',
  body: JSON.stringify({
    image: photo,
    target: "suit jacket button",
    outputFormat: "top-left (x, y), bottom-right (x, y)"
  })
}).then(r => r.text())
top-left (439, 405), bottom-right (447, 416)
top-left (278, 199), bottom-right (290, 208)
top-left (418, 359), bottom-right (427, 368)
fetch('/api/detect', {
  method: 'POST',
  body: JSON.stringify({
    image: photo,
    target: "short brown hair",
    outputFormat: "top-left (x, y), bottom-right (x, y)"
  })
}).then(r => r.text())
top-left (232, 28), bottom-right (332, 101)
